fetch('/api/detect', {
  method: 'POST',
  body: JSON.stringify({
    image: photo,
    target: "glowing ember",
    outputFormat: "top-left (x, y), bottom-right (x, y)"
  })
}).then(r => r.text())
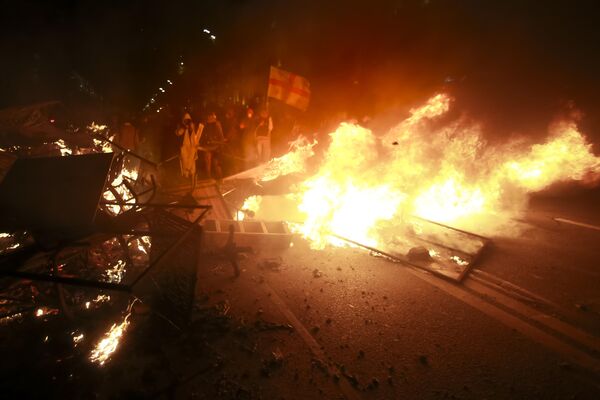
top-left (34, 307), bottom-right (57, 318)
top-left (245, 93), bottom-right (600, 247)
top-left (88, 122), bottom-right (115, 153)
top-left (94, 294), bottom-right (111, 303)
top-left (90, 299), bottom-right (138, 366)
top-left (0, 232), bottom-right (22, 253)
top-left (0, 313), bottom-right (22, 325)
top-left (84, 294), bottom-right (112, 310)
top-left (72, 332), bottom-right (85, 346)
top-left (89, 316), bottom-right (130, 365)
top-left (54, 139), bottom-right (73, 156)
top-left (104, 259), bottom-right (126, 283)
top-left (450, 255), bottom-right (469, 266)
top-left (93, 138), bottom-right (114, 153)
top-left (428, 249), bottom-right (440, 258)
top-left (3, 242), bottom-right (20, 251)
top-left (139, 236), bottom-right (151, 252)
top-left (129, 236), bottom-right (151, 255)
top-left (88, 122), bottom-right (108, 132)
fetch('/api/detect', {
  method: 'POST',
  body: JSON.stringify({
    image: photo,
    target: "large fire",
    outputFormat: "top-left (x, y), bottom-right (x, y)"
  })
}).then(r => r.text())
top-left (245, 94), bottom-right (600, 248)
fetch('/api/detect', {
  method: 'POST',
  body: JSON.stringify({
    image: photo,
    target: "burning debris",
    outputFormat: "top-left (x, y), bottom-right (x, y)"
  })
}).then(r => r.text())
top-left (0, 85), bottom-right (598, 399)
top-left (89, 299), bottom-right (137, 366)
top-left (0, 113), bottom-right (215, 389)
top-left (241, 94), bottom-right (600, 251)
top-left (104, 259), bottom-right (127, 283)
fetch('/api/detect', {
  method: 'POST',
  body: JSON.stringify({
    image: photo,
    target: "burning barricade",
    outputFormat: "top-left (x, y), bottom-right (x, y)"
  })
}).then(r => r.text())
top-left (0, 93), bottom-right (599, 397)
top-left (227, 93), bottom-right (600, 280)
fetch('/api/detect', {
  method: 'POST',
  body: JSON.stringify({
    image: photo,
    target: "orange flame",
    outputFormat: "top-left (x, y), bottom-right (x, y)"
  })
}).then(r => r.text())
top-left (247, 94), bottom-right (600, 247)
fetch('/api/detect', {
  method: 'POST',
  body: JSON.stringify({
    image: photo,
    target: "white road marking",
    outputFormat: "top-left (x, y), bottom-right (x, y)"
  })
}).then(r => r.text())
top-left (263, 280), bottom-right (362, 400)
top-left (406, 268), bottom-right (600, 378)
top-left (554, 217), bottom-right (600, 232)
top-left (465, 276), bottom-right (600, 354)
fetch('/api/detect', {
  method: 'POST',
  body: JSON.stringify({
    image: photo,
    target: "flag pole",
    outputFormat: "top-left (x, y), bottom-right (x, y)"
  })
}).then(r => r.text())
top-left (266, 65), bottom-right (271, 111)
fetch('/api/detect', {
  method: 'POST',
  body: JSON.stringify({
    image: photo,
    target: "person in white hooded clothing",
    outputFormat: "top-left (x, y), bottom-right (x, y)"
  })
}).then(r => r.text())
top-left (175, 112), bottom-right (204, 182)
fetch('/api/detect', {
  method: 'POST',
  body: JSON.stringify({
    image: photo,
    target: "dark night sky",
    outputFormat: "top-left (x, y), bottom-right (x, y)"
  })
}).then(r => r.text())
top-left (1, 0), bottom-right (600, 139)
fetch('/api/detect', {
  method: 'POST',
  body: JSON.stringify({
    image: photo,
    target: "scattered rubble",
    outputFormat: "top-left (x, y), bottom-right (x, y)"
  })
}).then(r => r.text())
top-left (258, 258), bottom-right (283, 272)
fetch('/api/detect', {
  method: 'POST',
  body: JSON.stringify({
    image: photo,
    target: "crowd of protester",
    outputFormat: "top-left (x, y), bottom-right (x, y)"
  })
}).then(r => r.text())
top-left (110, 101), bottom-right (305, 183)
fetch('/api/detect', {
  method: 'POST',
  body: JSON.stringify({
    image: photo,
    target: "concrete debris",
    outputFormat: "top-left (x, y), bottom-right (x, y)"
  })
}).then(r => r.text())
top-left (253, 319), bottom-right (294, 332)
top-left (407, 246), bottom-right (433, 263)
top-left (367, 377), bottom-right (379, 390)
top-left (342, 371), bottom-right (359, 387)
top-left (258, 258), bottom-right (282, 272)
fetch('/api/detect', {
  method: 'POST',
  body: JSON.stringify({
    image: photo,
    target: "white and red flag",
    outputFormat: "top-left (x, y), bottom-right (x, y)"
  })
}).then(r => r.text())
top-left (267, 66), bottom-right (310, 111)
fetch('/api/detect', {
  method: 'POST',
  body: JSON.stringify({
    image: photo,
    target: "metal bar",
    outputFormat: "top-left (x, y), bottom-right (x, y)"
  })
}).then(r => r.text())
top-left (330, 233), bottom-right (459, 283)
top-left (121, 179), bottom-right (139, 204)
top-left (1, 270), bottom-right (132, 292)
top-left (124, 185), bottom-right (155, 203)
top-left (99, 229), bottom-right (186, 237)
top-left (411, 215), bottom-right (490, 241)
top-left (99, 201), bottom-right (212, 210)
top-left (457, 243), bottom-right (487, 282)
top-left (404, 234), bottom-right (474, 257)
top-left (147, 174), bottom-right (157, 204)
top-left (554, 217), bottom-right (600, 232)
top-left (157, 154), bottom-right (179, 167)
top-left (130, 209), bottom-right (209, 288)
top-left (330, 233), bottom-right (407, 262)
top-left (106, 174), bottom-right (156, 205)
top-left (107, 185), bottom-right (125, 211)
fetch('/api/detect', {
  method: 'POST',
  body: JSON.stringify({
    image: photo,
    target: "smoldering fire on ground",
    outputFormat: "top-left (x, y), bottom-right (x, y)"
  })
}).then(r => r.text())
top-left (240, 93), bottom-right (600, 249)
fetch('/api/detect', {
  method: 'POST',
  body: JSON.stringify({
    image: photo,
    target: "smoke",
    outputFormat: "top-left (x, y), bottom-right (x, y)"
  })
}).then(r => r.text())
top-left (2, 0), bottom-right (599, 144)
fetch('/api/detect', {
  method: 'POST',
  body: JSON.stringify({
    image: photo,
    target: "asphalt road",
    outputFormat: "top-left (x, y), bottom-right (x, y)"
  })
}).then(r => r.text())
top-left (2, 189), bottom-right (596, 398)
top-left (195, 190), bottom-right (600, 399)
